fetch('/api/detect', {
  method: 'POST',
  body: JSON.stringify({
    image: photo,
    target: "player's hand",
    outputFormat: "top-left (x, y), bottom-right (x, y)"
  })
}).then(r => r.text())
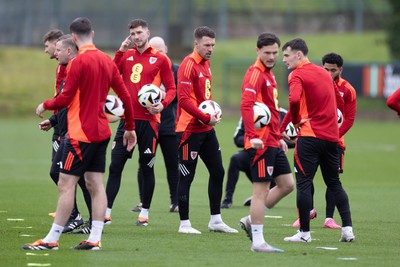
top-left (207, 111), bottom-right (221, 126)
top-left (279, 139), bottom-right (288, 153)
top-left (123, 130), bottom-right (137, 152)
top-left (282, 131), bottom-right (290, 140)
top-left (36, 103), bottom-right (45, 118)
top-left (39, 119), bottom-right (52, 131)
top-left (294, 118), bottom-right (311, 129)
top-left (119, 35), bottom-right (132, 52)
top-left (250, 138), bottom-right (264, 149)
top-left (148, 102), bottom-right (164, 114)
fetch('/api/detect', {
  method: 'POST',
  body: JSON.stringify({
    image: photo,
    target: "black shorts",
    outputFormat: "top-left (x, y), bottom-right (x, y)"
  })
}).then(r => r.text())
top-left (294, 136), bottom-right (339, 182)
top-left (247, 147), bottom-right (292, 182)
top-left (59, 138), bottom-right (110, 177)
top-left (112, 119), bottom-right (158, 159)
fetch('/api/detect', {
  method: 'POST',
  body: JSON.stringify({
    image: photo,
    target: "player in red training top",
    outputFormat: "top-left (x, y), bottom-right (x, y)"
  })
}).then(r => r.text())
top-left (285, 53), bottom-right (358, 229)
top-left (238, 33), bottom-right (294, 253)
top-left (282, 38), bottom-right (355, 243)
top-left (387, 88), bottom-right (400, 117)
top-left (23, 17), bottom-right (136, 251)
top-left (104, 19), bottom-right (176, 227)
top-left (175, 26), bottom-right (237, 234)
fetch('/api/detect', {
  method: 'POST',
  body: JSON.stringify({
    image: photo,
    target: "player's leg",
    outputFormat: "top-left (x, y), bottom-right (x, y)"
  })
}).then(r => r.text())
top-left (135, 120), bottom-right (158, 226)
top-left (240, 148), bottom-right (284, 252)
top-left (158, 134), bottom-right (179, 211)
top-left (177, 132), bottom-right (201, 234)
top-left (320, 141), bottom-right (354, 241)
top-left (324, 145), bottom-right (345, 229)
top-left (222, 152), bottom-right (241, 208)
top-left (284, 137), bottom-right (319, 242)
top-left (73, 139), bottom-right (109, 250)
top-left (105, 120), bottom-right (132, 222)
top-left (200, 130), bottom-right (237, 233)
top-left (264, 149), bottom-right (294, 209)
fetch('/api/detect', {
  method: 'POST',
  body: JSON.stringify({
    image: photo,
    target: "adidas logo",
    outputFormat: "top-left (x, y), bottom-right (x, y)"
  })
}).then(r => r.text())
top-left (199, 72), bottom-right (204, 78)
top-left (266, 80), bottom-right (271, 86)
top-left (144, 148), bottom-right (152, 154)
top-left (127, 56), bottom-right (134, 61)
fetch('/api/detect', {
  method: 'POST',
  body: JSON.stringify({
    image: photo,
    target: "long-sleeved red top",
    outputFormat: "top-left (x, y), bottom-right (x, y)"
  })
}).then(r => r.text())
top-left (176, 50), bottom-right (214, 134)
top-left (387, 88), bottom-right (400, 116)
top-left (337, 77), bottom-right (357, 149)
top-left (240, 58), bottom-right (281, 150)
top-left (288, 60), bottom-right (344, 142)
top-left (113, 46), bottom-right (176, 123)
top-left (43, 44), bottom-right (135, 143)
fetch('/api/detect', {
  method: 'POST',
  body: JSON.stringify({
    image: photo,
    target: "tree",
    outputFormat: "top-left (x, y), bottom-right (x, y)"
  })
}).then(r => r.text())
top-left (387, 0), bottom-right (400, 60)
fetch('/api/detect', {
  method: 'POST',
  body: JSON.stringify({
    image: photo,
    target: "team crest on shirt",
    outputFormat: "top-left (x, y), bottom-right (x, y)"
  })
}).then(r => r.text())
top-left (191, 151), bottom-right (198, 160)
top-left (267, 166), bottom-right (274, 176)
top-left (149, 57), bottom-right (157, 64)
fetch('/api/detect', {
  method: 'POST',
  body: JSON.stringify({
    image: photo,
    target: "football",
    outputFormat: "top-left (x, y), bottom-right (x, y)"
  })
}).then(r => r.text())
top-left (138, 84), bottom-right (162, 108)
top-left (337, 108), bottom-right (343, 127)
top-left (198, 100), bottom-right (222, 121)
top-left (285, 122), bottom-right (298, 138)
top-left (253, 102), bottom-right (271, 129)
top-left (104, 95), bottom-right (124, 123)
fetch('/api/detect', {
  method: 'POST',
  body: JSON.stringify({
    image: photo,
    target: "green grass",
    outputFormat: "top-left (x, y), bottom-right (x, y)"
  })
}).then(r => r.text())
top-left (1, 117), bottom-right (400, 266)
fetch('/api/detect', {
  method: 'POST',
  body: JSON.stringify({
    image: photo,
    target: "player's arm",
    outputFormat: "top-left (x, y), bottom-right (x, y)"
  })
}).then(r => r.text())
top-left (288, 73), bottom-right (303, 126)
top-left (159, 55), bottom-right (177, 109)
top-left (178, 60), bottom-right (210, 124)
top-left (339, 85), bottom-right (357, 137)
top-left (334, 81), bottom-right (344, 114)
top-left (38, 60), bottom-right (80, 116)
top-left (110, 65), bottom-right (135, 131)
top-left (113, 36), bottom-right (132, 73)
top-left (387, 87), bottom-right (400, 117)
top-left (233, 118), bottom-right (245, 148)
top-left (240, 68), bottom-right (263, 149)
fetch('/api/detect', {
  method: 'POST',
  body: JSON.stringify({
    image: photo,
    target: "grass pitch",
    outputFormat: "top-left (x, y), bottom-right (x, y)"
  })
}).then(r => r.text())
top-left (0, 116), bottom-right (400, 267)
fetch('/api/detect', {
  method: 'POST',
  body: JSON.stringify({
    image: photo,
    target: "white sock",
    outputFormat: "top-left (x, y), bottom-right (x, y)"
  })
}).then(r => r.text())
top-left (87, 220), bottom-right (104, 243)
top-left (209, 214), bottom-right (222, 224)
top-left (251, 224), bottom-right (265, 246)
top-left (139, 208), bottom-right (149, 219)
top-left (42, 223), bottom-right (64, 243)
top-left (180, 220), bottom-right (191, 228)
top-left (105, 208), bottom-right (112, 217)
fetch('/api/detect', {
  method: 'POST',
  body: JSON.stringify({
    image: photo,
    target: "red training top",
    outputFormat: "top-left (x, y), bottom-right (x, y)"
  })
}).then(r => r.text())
top-left (387, 88), bottom-right (400, 116)
top-left (114, 46), bottom-right (176, 123)
top-left (288, 60), bottom-right (344, 142)
top-left (43, 44), bottom-right (135, 143)
top-left (241, 58), bottom-right (282, 150)
top-left (176, 49), bottom-right (214, 135)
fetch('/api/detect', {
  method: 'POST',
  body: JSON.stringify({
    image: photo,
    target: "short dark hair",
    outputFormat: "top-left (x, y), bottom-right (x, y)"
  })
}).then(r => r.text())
top-left (194, 26), bottom-right (215, 40)
top-left (43, 29), bottom-right (64, 43)
top-left (58, 34), bottom-right (78, 53)
top-left (282, 38), bottom-right (308, 56)
top-left (322, 53), bottom-right (343, 67)
top-left (257, 32), bottom-right (280, 48)
top-left (129, 19), bottom-right (148, 30)
top-left (69, 17), bottom-right (92, 36)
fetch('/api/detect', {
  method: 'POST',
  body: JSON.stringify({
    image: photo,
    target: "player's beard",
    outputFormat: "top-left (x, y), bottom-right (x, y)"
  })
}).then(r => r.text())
top-left (135, 39), bottom-right (148, 49)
